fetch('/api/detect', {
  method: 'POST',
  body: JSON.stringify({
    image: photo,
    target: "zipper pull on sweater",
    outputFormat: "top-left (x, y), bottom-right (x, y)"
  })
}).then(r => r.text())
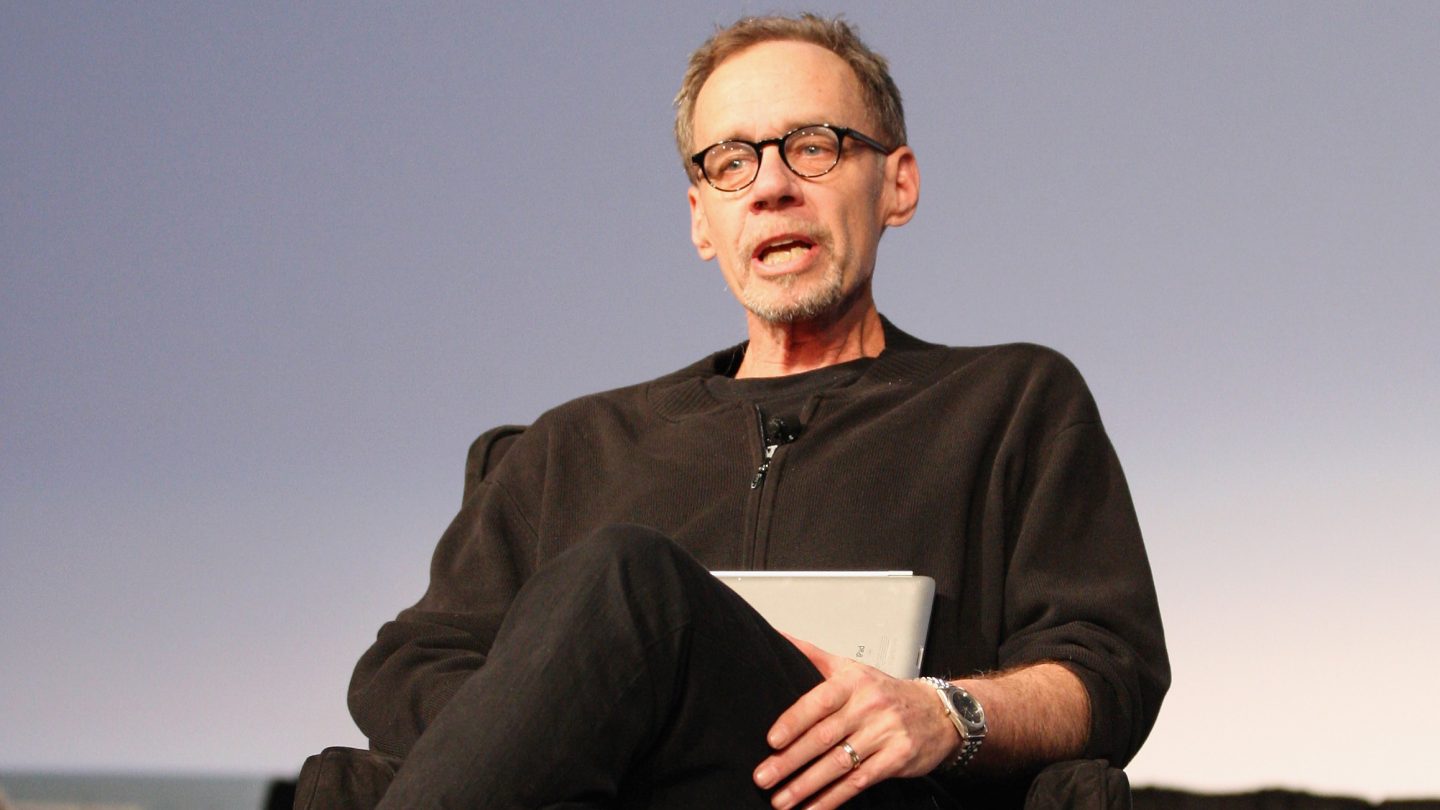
top-left (750, 413), bottom-right (800, 489)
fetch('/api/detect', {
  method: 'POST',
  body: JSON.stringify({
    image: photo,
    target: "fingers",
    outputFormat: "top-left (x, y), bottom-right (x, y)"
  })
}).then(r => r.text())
top-left (765, 668), bottom-right (851, 751)
top-left (753, 663), bottom-right (879, 801)
top-left (756, 674), bottom-right (954, 810)
top-left (767, 734), bottom-right (884, 810)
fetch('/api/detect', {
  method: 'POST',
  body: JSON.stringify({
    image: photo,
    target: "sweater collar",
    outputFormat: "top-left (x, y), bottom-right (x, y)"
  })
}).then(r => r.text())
top-left (646, 316), bottom-right (948, 421)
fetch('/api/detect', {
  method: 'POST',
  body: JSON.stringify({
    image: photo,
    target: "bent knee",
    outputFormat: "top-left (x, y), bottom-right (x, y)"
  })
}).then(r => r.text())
top-left (557, 524), bottom-right (704, 585)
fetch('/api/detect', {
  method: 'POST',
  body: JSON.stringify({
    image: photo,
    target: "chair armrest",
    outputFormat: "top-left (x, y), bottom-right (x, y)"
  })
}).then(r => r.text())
top-left (1025, 759), bottom-right (1132, 810)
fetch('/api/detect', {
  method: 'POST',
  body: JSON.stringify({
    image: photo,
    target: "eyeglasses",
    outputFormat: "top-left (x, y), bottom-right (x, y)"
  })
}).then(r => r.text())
top-left (689, 124), bottom-right (895, 192)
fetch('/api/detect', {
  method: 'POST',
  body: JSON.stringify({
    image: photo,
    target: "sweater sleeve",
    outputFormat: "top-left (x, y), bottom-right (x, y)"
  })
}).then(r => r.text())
top-left (993, 390), bottom-right (1170, 766)
top-left (347, 477), bottom-right (537, 757)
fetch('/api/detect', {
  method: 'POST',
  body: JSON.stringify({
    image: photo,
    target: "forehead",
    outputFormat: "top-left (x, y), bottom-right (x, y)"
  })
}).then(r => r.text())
top-left (691, 40), bottom-right (868, 146)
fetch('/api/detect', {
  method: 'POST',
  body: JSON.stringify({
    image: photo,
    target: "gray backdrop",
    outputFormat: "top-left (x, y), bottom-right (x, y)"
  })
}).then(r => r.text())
top-left (3, 1), bottom-right (1437, 798)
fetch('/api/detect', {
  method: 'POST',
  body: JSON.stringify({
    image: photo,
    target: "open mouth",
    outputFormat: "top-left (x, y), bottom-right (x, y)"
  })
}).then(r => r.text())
top-left (755, 238), bottom-right (815, 267)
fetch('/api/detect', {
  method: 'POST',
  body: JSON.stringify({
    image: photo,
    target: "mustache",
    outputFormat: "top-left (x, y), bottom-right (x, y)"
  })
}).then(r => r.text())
top-left (741, 223), bottom-right (833, 259)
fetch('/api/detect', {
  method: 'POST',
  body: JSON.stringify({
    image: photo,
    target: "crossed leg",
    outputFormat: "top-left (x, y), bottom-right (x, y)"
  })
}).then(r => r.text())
top-left (374, 525), bottom-right (947, 810)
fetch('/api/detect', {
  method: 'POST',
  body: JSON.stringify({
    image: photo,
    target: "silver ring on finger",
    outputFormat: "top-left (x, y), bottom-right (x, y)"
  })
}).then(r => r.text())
top-left (839, 741), bottom-right (862, 771)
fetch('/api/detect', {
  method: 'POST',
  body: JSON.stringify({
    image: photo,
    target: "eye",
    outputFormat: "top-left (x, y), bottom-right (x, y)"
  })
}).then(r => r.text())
top-left (705, 143), bottom-right (757, 179)
top-left (786, 129), bottom-right (840, 170)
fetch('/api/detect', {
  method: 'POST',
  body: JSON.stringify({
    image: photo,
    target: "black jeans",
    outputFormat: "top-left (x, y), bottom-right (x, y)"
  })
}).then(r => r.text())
top-left (375, 525), bottom-right (954, 810)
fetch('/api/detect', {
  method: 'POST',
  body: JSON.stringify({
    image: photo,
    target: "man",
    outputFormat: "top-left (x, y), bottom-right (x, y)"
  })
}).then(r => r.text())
top-left (318, 14), bottom-right (1168, 810)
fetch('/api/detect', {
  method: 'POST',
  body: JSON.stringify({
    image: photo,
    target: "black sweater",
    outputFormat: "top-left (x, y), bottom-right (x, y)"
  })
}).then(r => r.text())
top-left (350, 319), bottom-right (1170, 770)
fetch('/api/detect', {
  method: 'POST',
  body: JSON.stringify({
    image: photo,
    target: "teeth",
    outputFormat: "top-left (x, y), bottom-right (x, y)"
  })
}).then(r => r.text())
top-left (760, 243), bottom-right (809, 266)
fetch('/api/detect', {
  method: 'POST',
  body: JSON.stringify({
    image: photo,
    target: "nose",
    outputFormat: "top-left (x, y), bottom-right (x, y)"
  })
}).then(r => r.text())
top-left (748, 143), bottom-right (802, 211)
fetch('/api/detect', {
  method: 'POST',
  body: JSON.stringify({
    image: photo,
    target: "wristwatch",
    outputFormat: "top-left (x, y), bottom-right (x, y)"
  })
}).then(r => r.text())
top-left (919, 676), bottom-right (987, 771)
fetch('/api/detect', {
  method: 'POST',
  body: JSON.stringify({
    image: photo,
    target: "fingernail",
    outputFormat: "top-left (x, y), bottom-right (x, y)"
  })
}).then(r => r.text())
top-left (755, 765), bottom-right (774, 788)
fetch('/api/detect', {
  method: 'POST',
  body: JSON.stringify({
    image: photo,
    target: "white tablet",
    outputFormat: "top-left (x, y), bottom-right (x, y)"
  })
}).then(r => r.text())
top-left (712, 571), bottom-right (935, 678)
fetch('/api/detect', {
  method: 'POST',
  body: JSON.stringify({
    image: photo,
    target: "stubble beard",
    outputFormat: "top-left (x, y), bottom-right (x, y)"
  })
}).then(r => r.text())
top-left (741, 263), bottom-right (847, 325)
top-left (738, 229), bottom-right (849, 325)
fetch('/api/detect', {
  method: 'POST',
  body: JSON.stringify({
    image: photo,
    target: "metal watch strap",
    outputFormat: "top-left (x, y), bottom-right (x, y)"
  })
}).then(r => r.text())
top-left (919, 676), bottom-right (985, 772)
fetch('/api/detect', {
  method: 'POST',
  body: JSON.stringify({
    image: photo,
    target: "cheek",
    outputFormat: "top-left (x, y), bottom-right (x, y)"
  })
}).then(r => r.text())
top-left (716, 252), bottom-right (748, 287)
top-left (713, 217), bottom-right (749, 262)
top-left (848, 200), bottom-right (885, 253)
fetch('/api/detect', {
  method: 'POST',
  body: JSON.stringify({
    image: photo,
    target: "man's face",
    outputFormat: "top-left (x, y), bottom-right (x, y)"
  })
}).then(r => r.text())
top-left (686, 40), bottom-right (918, 326)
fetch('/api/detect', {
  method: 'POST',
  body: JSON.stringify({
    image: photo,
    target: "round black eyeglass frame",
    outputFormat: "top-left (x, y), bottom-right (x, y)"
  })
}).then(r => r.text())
top-left (690, 123), bottom-right (896, 192)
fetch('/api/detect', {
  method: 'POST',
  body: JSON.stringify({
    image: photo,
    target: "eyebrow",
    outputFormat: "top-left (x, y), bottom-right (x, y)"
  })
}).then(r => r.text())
top-left (706, 120), bottom-right (838, 145)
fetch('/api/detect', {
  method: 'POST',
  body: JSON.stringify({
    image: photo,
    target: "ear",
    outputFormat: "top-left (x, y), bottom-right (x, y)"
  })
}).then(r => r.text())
top-left (688, 184), bottom-right (717, 261)
top-left (881, 146), bottom-right (920, 228)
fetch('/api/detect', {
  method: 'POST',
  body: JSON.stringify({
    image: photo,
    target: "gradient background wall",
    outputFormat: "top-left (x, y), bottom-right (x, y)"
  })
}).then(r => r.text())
top-left (3, 1), bottom-right (1436, 799)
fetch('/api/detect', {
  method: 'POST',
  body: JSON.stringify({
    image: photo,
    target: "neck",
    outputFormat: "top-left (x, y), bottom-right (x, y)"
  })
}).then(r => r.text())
top-left (735, 292), bottom-right (885, 379)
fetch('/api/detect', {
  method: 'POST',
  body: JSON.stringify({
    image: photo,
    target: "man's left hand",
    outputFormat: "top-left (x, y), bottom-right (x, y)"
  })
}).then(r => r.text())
top-left (753, 635), bottom-right (959, 810)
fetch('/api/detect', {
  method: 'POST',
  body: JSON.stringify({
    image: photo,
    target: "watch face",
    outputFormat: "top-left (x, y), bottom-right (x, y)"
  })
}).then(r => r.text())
top-left (951, 691), bottom-right (985, 726)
